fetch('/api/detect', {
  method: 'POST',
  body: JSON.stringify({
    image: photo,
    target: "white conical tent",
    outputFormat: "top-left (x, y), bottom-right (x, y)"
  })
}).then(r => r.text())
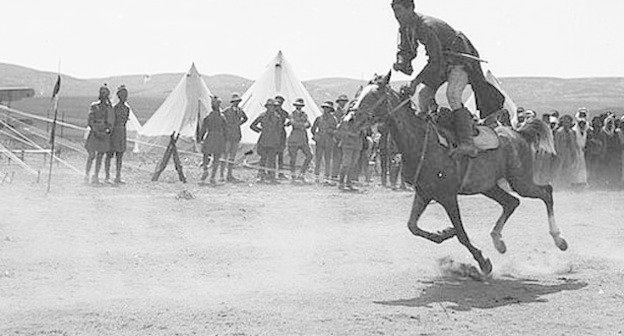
top-left (138, 63), bottom-right (212, 149)
top-left (240, 51), bottom-right (322, 144)
top-left (127, 109), bottom-right (141, 133)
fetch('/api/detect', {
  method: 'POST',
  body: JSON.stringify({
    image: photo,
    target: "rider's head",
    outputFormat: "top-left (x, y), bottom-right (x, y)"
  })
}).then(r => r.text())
top-left (392, 0), bottom-right (415, 11)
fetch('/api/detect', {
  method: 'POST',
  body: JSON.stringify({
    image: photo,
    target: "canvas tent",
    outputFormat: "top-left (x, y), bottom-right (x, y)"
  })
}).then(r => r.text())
top-left (138, 63), bottom-right (212, 150)
top-left (240, 51), bottom-right (321, 144)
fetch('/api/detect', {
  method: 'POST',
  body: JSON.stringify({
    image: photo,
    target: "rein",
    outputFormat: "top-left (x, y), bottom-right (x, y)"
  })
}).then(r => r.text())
top-left (381, 90), bottom-right (430, 184)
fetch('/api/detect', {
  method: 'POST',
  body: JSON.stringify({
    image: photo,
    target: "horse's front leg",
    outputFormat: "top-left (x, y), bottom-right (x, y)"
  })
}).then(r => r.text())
top-left (439, 196), bottom-right (492, 275)
top-left (408, 193), bottom-right (456, 244)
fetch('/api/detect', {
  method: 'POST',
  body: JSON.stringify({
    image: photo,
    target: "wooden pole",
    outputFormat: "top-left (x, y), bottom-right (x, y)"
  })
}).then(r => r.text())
top-left (46, 105), bottom-right (58, 193)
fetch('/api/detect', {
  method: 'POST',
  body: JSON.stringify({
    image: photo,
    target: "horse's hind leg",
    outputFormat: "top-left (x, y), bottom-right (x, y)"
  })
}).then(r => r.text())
top-left (482, 185), bottom-right (520, 254)
top-left (540, 185), bottom-right (568, 251)
top-left (407, 193), bottom-right (456, 244)
top-left (509, 180), bottom-right (568, 251)
top-left (440, 196), bottom-right (492, 274)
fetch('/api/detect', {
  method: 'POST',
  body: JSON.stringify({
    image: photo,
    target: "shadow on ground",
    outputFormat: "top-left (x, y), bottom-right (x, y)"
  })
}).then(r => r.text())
top-left (375, 277), bottom-right (588, 311)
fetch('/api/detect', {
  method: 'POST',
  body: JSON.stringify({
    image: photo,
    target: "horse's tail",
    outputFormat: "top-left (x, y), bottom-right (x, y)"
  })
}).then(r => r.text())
top-left (516, 119), bottom-right (556, 155)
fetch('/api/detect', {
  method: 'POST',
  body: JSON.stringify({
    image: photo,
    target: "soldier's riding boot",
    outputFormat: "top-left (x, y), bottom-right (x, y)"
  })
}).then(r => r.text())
top-left (389, 164), bottom-right (399, 190)
top-left (338, 172), bottom-right (346, 190)
top-left (104, 153), bottom-right (112, 183)
top-left (392, 52), bottom-right (414, 76)
top-left (199, 169), bottom-right (210, 184)
top-left (226, 163), bottom-right (239, 183)
top-left (114, 154), bottom-right (125, 184)
top-left (450, 107), bottom-right (479, 158)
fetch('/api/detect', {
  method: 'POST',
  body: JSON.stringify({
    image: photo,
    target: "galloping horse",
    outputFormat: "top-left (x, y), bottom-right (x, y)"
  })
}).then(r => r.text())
top-left (351, 72), bottom-right (568, 274)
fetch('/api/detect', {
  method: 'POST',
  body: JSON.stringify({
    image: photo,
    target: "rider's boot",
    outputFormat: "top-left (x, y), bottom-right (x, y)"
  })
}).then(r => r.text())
top-left (451, 107), bottom-right (479, 158)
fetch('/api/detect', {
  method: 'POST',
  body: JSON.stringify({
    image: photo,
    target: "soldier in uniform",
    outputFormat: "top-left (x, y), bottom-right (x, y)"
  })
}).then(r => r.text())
top-left (250, 99), bottom-right (283, 182)
top-left (331, 94), bottom-right (349, 179)
top-left (104, 85), bottom-right (130, 184)
top-left (221, 93), bottom-right (248, 182)
top-left (286, 98), bottom-right (313, 181)
top-left (197, 96), bottom-right (227, 185)
top-left (336, 114), bottom-right (363, 190)
top-left (274, 95), bottom-right (289, 179)
top-left (84, 85), bottom-right (114, 185)
top-left (311, 101), bottom-right (338, 183)
top-left (391, 0), bottom-right (504, 157)
top-left (334, 94), bottom-right (349, 120)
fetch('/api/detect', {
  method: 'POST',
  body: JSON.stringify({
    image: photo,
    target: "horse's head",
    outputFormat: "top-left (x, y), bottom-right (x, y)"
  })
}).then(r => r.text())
top-left (350, 71), bottom-right (393, 130)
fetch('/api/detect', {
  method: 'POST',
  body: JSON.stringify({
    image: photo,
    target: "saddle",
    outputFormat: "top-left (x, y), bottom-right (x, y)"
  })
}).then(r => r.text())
top-left (434, 115), bottom-right (499, 152)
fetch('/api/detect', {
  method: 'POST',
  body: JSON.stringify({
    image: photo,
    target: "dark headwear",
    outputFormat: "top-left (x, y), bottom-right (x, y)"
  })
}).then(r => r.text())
top-left (336, 94), bottom-right (349, 102)
top-left (264, 98), bottom-right (276, 107)
top-left (293, 98), bottom-right (305, 107)
top-left (321, 101), bottom-right (335, 111)
top-left (99, 84), bottom-right (110, 94)
top-left (230, 93), bottom-right (242, 102)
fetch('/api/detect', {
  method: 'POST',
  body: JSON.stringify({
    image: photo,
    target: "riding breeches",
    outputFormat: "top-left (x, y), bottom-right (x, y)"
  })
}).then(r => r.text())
top-left (417, 65), bottom-right (469, 112)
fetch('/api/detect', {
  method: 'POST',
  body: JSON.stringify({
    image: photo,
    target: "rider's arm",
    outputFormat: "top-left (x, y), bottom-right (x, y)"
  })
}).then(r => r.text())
top-left (411, 24), bottom-right (445, 91)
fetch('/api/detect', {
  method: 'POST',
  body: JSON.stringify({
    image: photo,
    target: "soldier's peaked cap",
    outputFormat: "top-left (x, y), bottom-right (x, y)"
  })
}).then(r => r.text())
top-left (230, 93), bottom-right (242, 102)
top-left (336, 94), bottom-right (349, 102)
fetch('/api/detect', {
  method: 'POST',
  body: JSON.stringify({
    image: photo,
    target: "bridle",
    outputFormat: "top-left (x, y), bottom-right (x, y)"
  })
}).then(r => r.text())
top-left (362, 86), bottom-right (431, 184)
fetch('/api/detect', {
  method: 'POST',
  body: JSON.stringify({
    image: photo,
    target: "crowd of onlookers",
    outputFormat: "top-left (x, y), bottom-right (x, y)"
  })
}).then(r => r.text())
top-left (520, 107), bottom-right (623, 190)
top-left (81, 82), bottom-right (624, 192)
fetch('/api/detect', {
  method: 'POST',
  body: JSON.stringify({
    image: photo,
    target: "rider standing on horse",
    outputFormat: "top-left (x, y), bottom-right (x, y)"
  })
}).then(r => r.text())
top-left (391, 0), bottom-right (505, 156)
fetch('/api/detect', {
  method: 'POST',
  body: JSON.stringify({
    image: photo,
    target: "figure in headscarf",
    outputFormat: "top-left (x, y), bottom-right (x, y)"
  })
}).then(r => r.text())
top-left (595, 114), bottom-right (622, 188)
top-left (570, 110), bottom-right (590, 188)
top-left (553, 115), bottom-right (577, 189)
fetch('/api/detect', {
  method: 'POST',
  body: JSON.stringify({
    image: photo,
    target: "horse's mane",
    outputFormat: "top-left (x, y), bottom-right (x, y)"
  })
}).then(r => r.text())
top-left (516, 118), bottom-right (556, 155)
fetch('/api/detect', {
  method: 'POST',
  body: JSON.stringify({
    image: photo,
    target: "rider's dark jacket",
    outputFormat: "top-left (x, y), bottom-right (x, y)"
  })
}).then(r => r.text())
top-left (392, 0), bottom-right (504, 117)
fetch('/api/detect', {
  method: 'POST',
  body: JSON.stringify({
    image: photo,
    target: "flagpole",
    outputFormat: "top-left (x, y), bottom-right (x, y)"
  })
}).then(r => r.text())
top-left (46, 63), bottom-right (61, 193)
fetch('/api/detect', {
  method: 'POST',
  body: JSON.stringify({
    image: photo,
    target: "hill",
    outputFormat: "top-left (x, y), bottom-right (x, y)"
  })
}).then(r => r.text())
top-left (1, 62), bottom-right (623, 115)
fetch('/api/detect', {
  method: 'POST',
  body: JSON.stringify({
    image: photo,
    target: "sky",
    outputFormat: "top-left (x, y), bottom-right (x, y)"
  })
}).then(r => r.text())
top-left (3, 0), bottom-right (624, 81)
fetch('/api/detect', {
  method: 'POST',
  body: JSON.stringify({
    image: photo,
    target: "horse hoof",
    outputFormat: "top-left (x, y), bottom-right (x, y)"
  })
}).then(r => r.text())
top-left (555, 237), bottom-right (568, 251)
top-left (490, 232), bottom-right (507, 254)
top-left (494, 240), bottom-right (507, 254)
top-left (479, 258), bottom-right (493, 275)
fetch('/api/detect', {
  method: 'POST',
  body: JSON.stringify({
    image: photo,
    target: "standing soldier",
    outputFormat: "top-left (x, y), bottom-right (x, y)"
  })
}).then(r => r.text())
top-left (286, 98), bottom-right (313, 181)
top-left (250, 99), bottom-right (283, 183)
top-left (198, 96), bottom-right (227, 185)
top-left (336, 114), bottom-right (363, 190)
top-left (331, 94), bottom-right (349, 179)
top-left (104, 85), bottom-right (130, 184)
top-left (377, 122), bottom-right (390, 187)
top-left (274, 95), bottom-right (289, 179)
top-left (311, 101), bottom-right (338, 183)
top-left (85, 85), bottom-right (114, 185)
top-left (221, 93), bottom-right (248, 182)
top-left (334, 94), bottom-right (349, 120)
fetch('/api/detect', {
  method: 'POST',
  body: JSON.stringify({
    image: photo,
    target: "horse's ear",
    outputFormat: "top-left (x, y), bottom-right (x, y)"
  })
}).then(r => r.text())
top-left (354, 85), bottom-right (363, 99)
top-left (380, 70), bottom-right (392, 86)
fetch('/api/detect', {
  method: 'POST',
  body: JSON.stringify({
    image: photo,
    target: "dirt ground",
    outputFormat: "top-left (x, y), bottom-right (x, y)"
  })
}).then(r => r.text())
top-left (1, 158), bottom-right (624, 336)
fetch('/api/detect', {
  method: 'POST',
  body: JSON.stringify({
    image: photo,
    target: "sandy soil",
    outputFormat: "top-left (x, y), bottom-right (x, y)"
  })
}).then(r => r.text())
top-left (1, 159), bottom-right (623, 335)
